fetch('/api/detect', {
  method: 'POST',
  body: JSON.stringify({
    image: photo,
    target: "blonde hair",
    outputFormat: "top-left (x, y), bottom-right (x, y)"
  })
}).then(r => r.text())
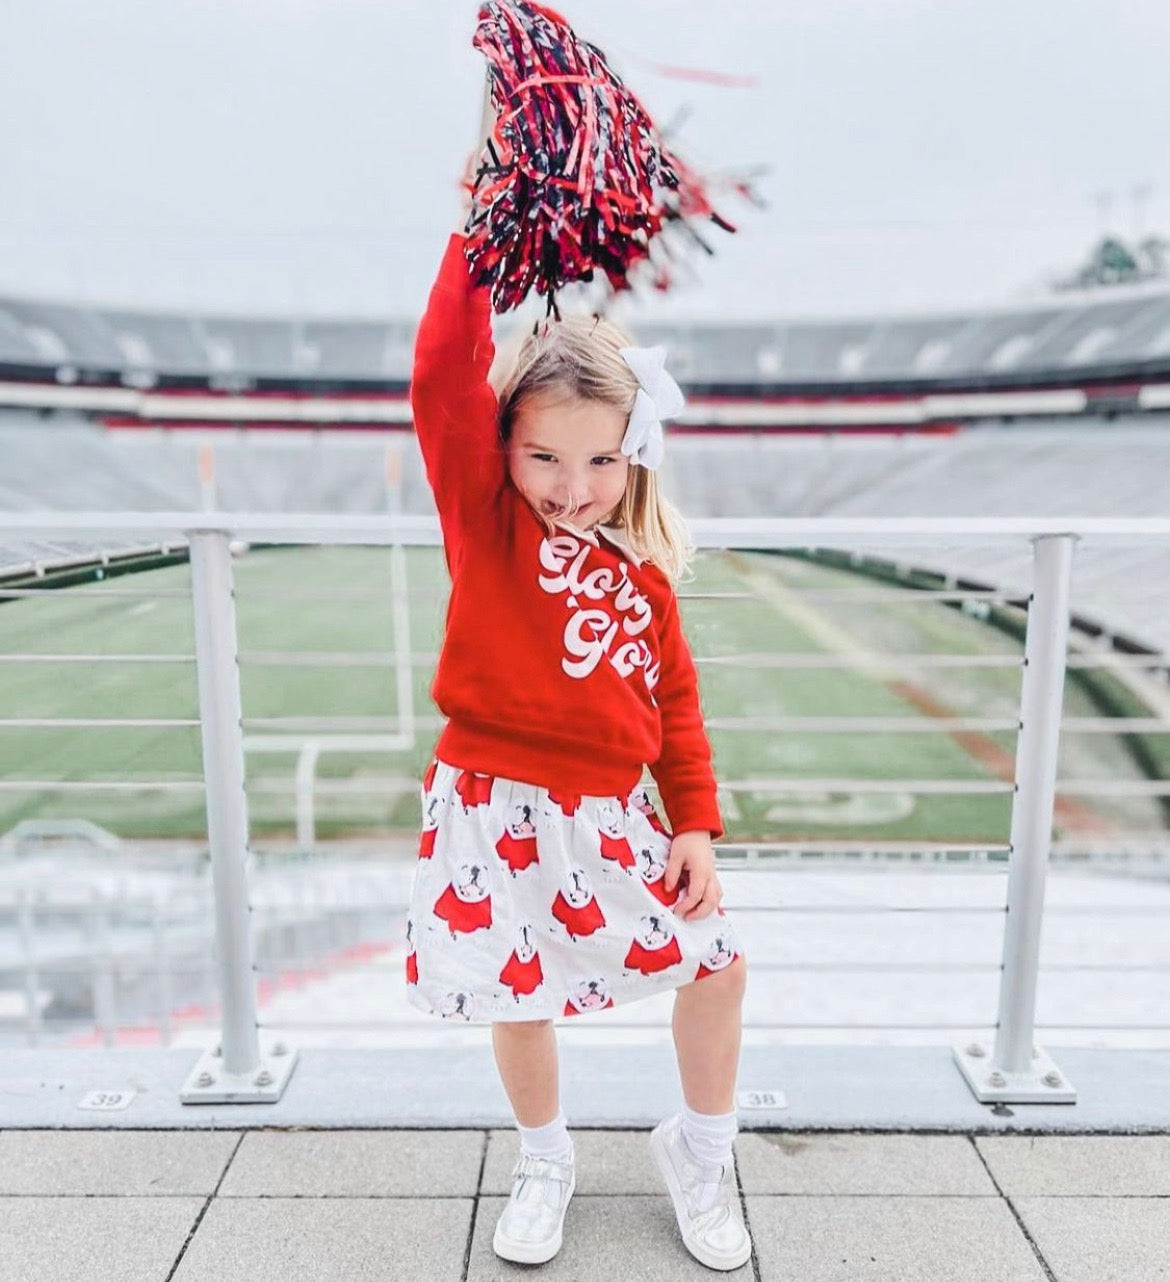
top-left (492, 314), bottom-right (693, 582)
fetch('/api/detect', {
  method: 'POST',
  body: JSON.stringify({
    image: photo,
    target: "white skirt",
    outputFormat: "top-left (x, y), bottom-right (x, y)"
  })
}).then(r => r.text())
top-left (404, 759), bottom-right (744, 1023)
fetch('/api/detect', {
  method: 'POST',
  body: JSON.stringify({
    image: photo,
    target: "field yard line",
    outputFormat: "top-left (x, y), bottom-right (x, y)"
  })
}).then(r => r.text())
top-left (720, 551), bottom-right (902, 680)
top-left (719, 551), bottom-right (1111, 837)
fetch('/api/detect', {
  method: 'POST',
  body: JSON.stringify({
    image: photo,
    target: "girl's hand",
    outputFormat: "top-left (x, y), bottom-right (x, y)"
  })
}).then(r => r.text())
top-left (664, 829), bottom-right (723, 922)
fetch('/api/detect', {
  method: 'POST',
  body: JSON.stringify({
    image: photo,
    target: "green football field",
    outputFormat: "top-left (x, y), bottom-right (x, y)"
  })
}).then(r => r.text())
top-left (0, 545), bottom-right (1160, 844)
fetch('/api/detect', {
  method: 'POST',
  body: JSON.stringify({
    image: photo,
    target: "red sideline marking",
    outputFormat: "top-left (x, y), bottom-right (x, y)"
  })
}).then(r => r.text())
top-left (1083, 381), bottom-right (1142, 400)
top-left (100, 415), bottom-right (965, 438)
top-left (119, 387), bottom-right (408, 403)
top-left (671, 422), bottom-right (962, 438)
top-left (889, 680), bottom-right (1112, 837)
top-left (101, 417), bottom-right (411, 434)
top-left (722, 550), bottom-right (1113, 840)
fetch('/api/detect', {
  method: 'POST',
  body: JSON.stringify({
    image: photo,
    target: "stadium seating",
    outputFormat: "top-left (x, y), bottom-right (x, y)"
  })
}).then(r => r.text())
top-left (95, 309), bottom-right (208, 374)
top-left (2, 414), bottom-right (1168, 658)
top-left (4, 281), bottom-right (1170, 383)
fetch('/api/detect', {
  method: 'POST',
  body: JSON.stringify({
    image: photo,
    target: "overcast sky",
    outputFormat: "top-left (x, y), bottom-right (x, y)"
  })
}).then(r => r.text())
top-left (1, 0), bottom-right (1167, 320)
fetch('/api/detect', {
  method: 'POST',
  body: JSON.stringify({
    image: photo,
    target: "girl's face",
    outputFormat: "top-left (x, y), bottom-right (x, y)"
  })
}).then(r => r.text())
top-left (507, 390), bottom-right (631, 530)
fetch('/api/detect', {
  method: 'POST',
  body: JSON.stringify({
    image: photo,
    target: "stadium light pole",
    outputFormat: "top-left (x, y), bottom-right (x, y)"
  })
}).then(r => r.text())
top-left (953, 533), bottom-right (1077, 1104)
top-left (180, 530), bottom-right (298, 1104)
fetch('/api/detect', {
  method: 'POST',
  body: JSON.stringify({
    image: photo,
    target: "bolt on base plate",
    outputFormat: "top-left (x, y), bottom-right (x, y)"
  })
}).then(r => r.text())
top-left (952, 1041), bottom-right (1076, 1104)
top-left (180, 1032), bottom-right (298, 1104)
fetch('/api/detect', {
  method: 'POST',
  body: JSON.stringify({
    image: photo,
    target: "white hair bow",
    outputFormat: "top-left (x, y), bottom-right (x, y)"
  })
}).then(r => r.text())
top-left (619, 345), bottom-right (685, 471)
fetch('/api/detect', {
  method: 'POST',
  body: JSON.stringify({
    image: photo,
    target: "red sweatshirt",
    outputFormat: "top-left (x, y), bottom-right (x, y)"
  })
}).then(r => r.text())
top-left (411, 233), bottom-right (722, 838)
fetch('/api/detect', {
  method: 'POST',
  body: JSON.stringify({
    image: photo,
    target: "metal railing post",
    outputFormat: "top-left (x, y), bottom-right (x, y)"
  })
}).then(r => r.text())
top-left (93, 892), bottom-right (116, 1048)
top-left (17, 888), bottom-right (43, 1047)
top-left (954, 533), bottom-right (1077, 1103)
top-left (295, 741), bottom-right (322, 853)
top-left (180, 530), bottom-right (297, 1103)
top-left (152, 893), bottom-right (173, 1048)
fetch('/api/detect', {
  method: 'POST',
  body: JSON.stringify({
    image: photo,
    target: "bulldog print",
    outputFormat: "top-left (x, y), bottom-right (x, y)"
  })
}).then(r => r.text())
top-left (499, 924), bottom-right (545, 1000)
top-left (551, 868), bottom-right (607, 939)
top-left (563, 976), bottom-right (614, 1016)
top-left (432, 862), bottom-right (493, 937)
top-left (495, 801), bottom-right (539, 875)
top-left (624, 911), bottom-right (684, 975)
top-left (635, 841), bottom-right (682, 908)
top-left (438, 991), bottom-right (476, 1021)
top-left (696, 934), bottom-right (739, 980)
top-left (631, 786), bottom-right (671, 838)
top-left (597, 799), bottom-right (636, 871)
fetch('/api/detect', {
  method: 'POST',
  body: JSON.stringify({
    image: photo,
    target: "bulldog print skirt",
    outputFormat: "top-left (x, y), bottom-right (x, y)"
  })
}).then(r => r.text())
top-left (403, 759), bottom-right (744, 1023)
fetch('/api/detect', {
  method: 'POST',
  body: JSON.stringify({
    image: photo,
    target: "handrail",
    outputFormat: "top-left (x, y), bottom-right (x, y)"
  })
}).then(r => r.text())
top-left (7, 511), bottom-right (1168, 1106)
top-left (5, 511), bottom-right (1170, 545)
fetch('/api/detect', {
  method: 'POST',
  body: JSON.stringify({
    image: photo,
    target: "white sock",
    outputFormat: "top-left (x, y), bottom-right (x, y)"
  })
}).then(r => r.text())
top-left (681, 1104), bottom-right (737, 1166)
top-left (681, 1105), bottom-right (737, 1212)
top-left (517, 1110), bottom-right (574, 1164)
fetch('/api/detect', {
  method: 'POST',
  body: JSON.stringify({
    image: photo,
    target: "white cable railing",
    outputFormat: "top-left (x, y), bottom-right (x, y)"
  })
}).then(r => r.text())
top-left (3, 514), bottom-right (1170, 1107)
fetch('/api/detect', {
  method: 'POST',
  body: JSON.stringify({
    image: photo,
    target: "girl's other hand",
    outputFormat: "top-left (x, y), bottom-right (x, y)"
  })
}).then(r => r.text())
top-left (664, 830), bottom-right (723, 922)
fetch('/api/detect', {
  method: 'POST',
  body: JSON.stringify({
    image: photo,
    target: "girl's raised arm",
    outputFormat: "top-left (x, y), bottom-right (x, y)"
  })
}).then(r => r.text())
top-left (409, 83), bottom-right (506, 552)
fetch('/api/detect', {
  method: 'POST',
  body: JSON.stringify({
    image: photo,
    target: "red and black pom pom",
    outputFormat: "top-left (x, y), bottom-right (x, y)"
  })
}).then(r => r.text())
top-left (465, 0), bottom-right (747, 315)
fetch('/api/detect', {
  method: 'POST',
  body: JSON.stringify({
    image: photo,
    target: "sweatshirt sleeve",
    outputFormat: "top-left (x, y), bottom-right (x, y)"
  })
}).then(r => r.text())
top-left (649, 590), bottom-right (724, 839)
top-left (410, 233), bottom-right (506, 552)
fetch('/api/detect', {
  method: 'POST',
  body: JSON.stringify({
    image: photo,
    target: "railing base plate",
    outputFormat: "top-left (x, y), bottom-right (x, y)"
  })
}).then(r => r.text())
top-left (952, 1041), bottom-right (1076, 1104)
top-left (180, 1033), bottom-right (298, 1104)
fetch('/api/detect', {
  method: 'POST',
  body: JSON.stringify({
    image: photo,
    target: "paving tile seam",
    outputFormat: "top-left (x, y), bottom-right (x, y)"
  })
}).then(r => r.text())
top-left (1007, 1192), bottom-right (1170, 1202)
top-left (0, 1193), bottom-right (215, 1199)
top-left (33, 1128), bottom-right (1126, 1137)
top-left (473, 1192), bottom-right (676, 1199)
top-left (160, 1193), bottom-right (214, 1282)
top-left (1008, 1193), bottom-right (1170, 1199)
top-left (738, 1192), bottom-right (1170, 1199)
top-left (999, 1196), bottom-right (1062, 1282)
top-left (161, 1130), bottom-right (246, 1282)
top-left (461, 1131), bottom-right (489, 1282)
top-left (733, 1144), bottom-right (764, 1282)
top-left (735, 1193), bottom-right (1007, 1200)
top-left (0, 1191), bottom-right (1110, 1199)
top-left (745, 1128), bottom-right (1170, 1137)
top-left (966, 1128), bottom-right (1066, 1282)
top-left (0, 1191), bottom-right (674, 1200)
top-left (216, 1193), bottom-right (488, 1200)
top-left (31, 1190), bottom-right (1161, 1199)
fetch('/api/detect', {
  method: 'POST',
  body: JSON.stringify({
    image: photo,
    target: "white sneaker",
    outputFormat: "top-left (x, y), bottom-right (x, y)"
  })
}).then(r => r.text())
top-left (492, 1148), bottom-right (576, 1264)
top-left (650, 1115), bottom-right (752, 1272)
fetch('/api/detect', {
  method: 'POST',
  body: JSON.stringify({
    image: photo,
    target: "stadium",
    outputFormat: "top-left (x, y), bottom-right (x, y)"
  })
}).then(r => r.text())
top-left (3, 3), bottom-right (1169, 1276)
top-left (5, 235), bottom-right (1170, 1032)
top-left (5, 246), bottom-right (1170, 845)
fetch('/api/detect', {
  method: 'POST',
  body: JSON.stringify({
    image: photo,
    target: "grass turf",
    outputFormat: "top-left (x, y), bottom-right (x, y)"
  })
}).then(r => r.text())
top-left (0, 544), bottom-right (1157, 844)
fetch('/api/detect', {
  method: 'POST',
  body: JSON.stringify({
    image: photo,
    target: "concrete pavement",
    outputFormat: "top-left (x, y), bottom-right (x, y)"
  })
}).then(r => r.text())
top-left (3, 1127), bottom-right (1170, 1280)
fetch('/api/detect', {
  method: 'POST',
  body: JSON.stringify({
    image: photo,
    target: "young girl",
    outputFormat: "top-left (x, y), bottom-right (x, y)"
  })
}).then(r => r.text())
top-left (402, 191), bottom-right (751, 1272)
